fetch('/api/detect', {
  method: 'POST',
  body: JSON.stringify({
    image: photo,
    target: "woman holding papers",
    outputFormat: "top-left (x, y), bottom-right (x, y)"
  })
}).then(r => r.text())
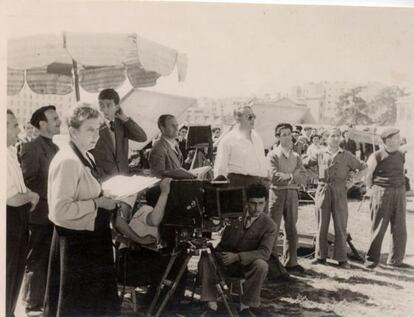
top-left (44, 106), bottom-right (120, 317)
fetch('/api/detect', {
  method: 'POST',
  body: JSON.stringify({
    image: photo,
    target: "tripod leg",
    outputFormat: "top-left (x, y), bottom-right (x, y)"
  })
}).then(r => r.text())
top-left (154, 253), bottom-right (192, 317)
top-left (205, 251), bottom-right (238, 317)
top-left (146, 252), bottom-right (179, 317)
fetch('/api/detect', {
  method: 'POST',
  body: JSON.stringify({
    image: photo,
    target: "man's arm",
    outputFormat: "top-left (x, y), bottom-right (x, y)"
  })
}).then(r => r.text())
top-left (20, 142), bottom-right (41, 193)
top-left (116, 109), bottom-right (147, 142)
top-left (292, 155), bottom-right (308, 186)
top-left (267, 152), bottom-right (291, 185)
top-left (238, 223), bottom-right (277, 266)
top-left (113, 211), bottom-right (156, 245)
top-left (146, 178), bottom-right (171, 226)
top-left (213, 138), bottom-right (230, 178)
top-left (365, 153), bottom-right (377, 189)
top-left (149, 145), bottom-right (166, 178)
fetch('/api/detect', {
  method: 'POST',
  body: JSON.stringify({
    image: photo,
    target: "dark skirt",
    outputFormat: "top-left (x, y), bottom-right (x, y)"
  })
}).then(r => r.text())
top-left (44, 210), bottom-right (120, 317)
top-left (6, 203), bottom-right (30, 317)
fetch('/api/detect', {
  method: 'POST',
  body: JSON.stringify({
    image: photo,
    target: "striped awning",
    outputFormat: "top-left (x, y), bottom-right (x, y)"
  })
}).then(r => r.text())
top-left (7, 32), bottom-right (188, 97)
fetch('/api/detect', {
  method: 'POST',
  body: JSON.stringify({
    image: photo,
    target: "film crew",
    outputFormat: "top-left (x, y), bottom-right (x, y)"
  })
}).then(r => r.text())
top-left (267, 123), bottom-right (307, 274)
top-left (90, 88), bottom-right (147, 220)
top-left (44, 106), bottom-right (120, 317)
top-left (6, 110), bottom-right (40, 317)
top-left (149, 114), bottom-right (195, 179)
top-left (364, 128), bottom-right (409, 269)
top-left (213, 105), bottom-right (267, 187)
top-left (113, 178), bottom-right (173, 305)
top-left (198, 183), bottom-right (277, 317)
top-left (19, 106), bottom-right (61, 316)
top-left (304, 128), bottom-right (367, 269)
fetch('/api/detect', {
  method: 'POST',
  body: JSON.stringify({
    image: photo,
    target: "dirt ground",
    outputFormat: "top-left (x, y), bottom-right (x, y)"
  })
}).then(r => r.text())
top-left (14, 196), bottom-right (414, 317)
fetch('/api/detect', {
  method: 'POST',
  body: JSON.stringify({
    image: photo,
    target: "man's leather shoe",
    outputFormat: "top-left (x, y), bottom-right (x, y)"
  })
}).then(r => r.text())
top-left (311, 258), bottom-right (326, 265)
top-left (285, 264), bottom-right (305, 274)
top-left (364, 260), bottom-right (378, 269)
top-left (387, 262), bottom-right (412, 268)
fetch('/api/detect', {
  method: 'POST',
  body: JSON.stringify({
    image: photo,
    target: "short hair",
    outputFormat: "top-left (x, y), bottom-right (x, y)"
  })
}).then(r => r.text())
top-left (246, 183), bottom-right (268, 200)
top-left (157, 114), bottom-right (175, 129)
top-left (67, 105), bottom-right (100, 129)
top-left (212, 127), bottom-right (221, 133)
top-left (7, 109), bottom-right (14, 116)
top-left (274, 123), bottom-right (293, 137)
top-left (233, 105), bottom-right (252, 119)
top-left (342, 130), bottom-right (349, 137)
top-left (30, 105), bottom-right (56, 129)
top-left (179, 125), bottom-right (188, 132)
top-left (296, 125), bottom-right (303, 132)
top-left (325, 127), bottom-right (341, 137)
top-left (98, 88), bottom-right (120, 105)
top-left (311, 134), bottom-right (320, 141)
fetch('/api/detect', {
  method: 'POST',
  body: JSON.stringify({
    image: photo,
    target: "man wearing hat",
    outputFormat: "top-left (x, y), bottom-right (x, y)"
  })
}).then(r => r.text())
top-left (364, 128), bottom-right (409, 269)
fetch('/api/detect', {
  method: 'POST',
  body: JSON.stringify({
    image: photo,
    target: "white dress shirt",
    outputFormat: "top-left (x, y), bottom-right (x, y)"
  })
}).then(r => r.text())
top-left (213, 129), bottom-right (268, 178)
top-left (7, 146), bottom-right (28, 200)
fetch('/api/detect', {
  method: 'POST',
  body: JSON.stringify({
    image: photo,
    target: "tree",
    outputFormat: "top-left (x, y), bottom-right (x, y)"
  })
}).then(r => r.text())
top-left (336, 86), bottom-right (373, 125)
top-left (369, 86), bottom-right (409, 125)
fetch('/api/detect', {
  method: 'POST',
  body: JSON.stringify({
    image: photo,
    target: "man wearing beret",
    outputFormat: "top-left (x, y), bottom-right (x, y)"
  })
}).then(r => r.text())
top-left (364, 128), bottom-right (409, 269)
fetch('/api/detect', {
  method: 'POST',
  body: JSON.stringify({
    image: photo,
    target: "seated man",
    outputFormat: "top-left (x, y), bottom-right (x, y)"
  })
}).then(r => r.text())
top-left (198, 183), bottom-right (277, 317)
top-left (113, 178), bottom-right (172, 304)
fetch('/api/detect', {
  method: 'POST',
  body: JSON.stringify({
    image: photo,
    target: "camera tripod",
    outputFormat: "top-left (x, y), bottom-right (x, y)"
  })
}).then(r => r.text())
top-left (146, 236), bottom-right (239, 317)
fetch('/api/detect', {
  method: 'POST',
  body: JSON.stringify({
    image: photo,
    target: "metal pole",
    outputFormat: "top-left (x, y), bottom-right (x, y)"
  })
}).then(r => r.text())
top-left (72, 59), bottom-right (81, 102)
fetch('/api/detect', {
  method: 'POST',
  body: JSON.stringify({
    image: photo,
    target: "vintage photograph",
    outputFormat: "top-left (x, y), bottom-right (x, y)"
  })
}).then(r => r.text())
top-left (5, 1), bottom-right (414, 316)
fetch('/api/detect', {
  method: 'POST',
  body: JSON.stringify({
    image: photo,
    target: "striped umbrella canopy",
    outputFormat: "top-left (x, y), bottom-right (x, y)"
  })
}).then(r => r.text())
top-left (7, 32), bottom-right (188, 101)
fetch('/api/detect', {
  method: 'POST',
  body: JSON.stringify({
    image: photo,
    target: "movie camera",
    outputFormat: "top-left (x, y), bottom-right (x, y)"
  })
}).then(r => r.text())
top-left (146, 179), bottom-right (246, 247)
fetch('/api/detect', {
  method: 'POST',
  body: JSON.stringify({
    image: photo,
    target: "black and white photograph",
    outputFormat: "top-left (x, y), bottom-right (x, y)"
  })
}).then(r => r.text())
top-left (4, 1), bottom-right (414, 316)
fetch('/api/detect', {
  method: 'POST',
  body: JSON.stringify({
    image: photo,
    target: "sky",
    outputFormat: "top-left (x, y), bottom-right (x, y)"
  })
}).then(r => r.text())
top-left (4, 0), bottom-right (414, 99)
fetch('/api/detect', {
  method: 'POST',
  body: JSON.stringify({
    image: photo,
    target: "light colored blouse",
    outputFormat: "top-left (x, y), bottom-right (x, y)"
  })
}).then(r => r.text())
top-left (48, 143), bottom-right (99, 231)
top-left (7, 146), bottom-right (28, 200)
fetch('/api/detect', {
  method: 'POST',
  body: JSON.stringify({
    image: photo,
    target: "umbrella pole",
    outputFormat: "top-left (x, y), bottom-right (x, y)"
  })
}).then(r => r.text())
top-left (72, 59), bottom-right (81, 102)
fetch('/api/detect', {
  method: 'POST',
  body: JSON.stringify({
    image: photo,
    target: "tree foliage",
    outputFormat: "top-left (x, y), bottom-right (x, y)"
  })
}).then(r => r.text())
top-left (369, 86), bottom-right (409, 125)
top-left (336, 86), bottom-right (372, 125)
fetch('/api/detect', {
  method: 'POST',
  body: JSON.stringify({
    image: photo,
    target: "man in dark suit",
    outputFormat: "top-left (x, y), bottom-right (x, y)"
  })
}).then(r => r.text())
top-left (90, 88), bottom-right (147, 180)
top-left (90, 88), bottom-right (147, 217)
top-left (198, 184), bottom-right (277, 317)
top-left (149, 114), bottom-right (194, 178)
top-left (20, 105), bottom-right (61, 316)
top-left (340, 130), bottom-right (357, 155)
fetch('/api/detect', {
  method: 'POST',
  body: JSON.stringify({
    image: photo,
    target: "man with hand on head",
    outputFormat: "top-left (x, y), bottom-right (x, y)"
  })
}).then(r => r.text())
top-left (20, 105), bottom-right (61, 316)
top-left (90, 88), bottom-right (147, 220)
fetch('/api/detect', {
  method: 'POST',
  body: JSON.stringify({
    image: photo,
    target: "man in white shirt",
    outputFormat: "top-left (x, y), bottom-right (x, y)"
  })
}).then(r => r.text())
top-left (213, 105), bottom-right (268, 187)
top-left (6, 110), bottom-right (39, 317)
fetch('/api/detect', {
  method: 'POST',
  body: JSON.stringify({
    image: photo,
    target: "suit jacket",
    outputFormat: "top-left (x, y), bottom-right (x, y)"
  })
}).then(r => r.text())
top-left (340, 139), bottom-right (357, 155)
top-left (20, 136), bottom-right (59, 225)
top-left (149, 137), bottom-right (183, 177)
top-left (216, 213), bottom-right (277, 266)
top-left (89, 117), bottom-right (146, 181)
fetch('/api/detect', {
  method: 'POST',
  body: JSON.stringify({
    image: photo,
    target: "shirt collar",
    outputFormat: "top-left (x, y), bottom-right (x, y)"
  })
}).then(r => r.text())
top-left (276, 145), bottom-right (292, 158)
top-left (324, 147), bottom-right (343, 157)
top-left (162, 136), bottom-right (178, 149)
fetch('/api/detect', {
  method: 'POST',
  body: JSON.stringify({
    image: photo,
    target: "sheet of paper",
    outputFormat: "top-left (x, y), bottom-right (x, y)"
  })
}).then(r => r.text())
top-left (102, 175), bottom-right (160, 200)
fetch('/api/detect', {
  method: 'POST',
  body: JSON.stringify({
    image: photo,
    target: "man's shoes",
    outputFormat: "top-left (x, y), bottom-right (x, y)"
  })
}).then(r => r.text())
top-left (311, 258), bottom-right (326, 265)
top-left (387, 262), bottom-right (412, 268)
top-left (285, 264), bottom-right (305, 274)
top-left (364, 260), bottom-right (378, 269)
top-left (25, 308), bottom-right (43, 317)
top-left (338, 261), bottom-right (351, 269)
top-left (200, 307), bottom-right (220, 317)
top-left (272, 272), bottom-right (292, 283)
top-left (239, 308), bottom-right (255, 317)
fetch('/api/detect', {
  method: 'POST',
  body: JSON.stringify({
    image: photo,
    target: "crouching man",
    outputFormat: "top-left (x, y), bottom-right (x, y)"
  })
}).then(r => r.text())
top-left (198, 183), bottom-right (277, 317)
top-left (113, 178), bottom-right (172, 305)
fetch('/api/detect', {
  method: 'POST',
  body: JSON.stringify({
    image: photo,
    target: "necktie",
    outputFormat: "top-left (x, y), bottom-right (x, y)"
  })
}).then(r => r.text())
top-left (244, 215), bottom-right (252, 229)
top-left (109, 121), bottom-right (115, 132)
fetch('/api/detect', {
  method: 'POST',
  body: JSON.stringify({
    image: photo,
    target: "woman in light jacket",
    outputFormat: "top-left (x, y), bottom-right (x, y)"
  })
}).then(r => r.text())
top-left (44, 106), bottom-right (120, 316)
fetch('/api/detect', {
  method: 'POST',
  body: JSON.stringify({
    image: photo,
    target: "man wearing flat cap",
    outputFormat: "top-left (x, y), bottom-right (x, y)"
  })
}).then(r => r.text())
top-left (364, 128), bottom-right (409, 269)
